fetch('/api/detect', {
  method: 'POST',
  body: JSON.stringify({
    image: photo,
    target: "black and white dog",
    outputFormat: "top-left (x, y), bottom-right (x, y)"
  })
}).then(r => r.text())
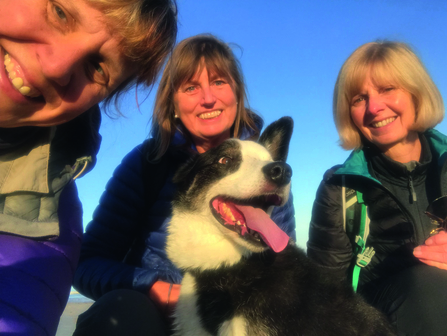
top-left (167, 117), bottom-right (395, 336)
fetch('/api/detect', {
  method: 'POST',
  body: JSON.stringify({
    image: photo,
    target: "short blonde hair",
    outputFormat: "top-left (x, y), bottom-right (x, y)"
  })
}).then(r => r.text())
top-left (150, 34), bottom-right (261, 160)
top-left (334, 41), bottom-right (444, 150)
top-left (86, 0), bottom-right (177, 105)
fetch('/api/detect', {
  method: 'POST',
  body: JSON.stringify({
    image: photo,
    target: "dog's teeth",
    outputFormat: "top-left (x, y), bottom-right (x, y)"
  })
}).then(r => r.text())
top-left (222, 203), bottom-right (237, 222)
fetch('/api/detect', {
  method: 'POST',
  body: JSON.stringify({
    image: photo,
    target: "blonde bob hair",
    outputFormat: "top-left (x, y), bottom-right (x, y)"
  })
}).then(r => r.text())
top-left (334, 41), bottom-right (444, 150)
top-left (150, 34), bottom-right (261, 160)
top-left (86, 0), bottom-right (177, 105)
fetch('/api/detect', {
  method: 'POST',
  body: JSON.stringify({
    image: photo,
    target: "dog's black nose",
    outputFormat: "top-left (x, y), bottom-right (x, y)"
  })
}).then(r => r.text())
top-left (262, 162), bottom-right (292, 187)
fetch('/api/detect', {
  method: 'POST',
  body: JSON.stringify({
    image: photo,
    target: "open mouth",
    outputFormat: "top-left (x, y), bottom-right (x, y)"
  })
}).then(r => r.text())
top-left (371, 117), bottom-right (396, 128)
top-left (3, 50), bottom-right (43, 99)
top-left (198, 110), bottom-right (222, 120)
top-left (211, 195), bottom-right (289, 253)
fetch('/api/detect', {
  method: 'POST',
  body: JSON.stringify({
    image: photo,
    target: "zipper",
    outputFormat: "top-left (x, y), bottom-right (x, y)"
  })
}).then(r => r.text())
top-left (342, 173), bottom-right (419, 245)
top-left (408, 175), bottom-right (417, 203)
top-left (72, 156), bottom-right (92, 180)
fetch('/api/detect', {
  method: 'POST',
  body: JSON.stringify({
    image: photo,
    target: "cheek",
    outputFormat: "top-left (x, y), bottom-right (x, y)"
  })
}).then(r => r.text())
top-left (350, 107), bottom-right (364, 129)
top-left (0, 4), bottom-right (30, 31)
top-left (223, 88), bottom-right (237, 106)
top-left (174, 95), bottom-right (196, 116)
top-left (395, 96), bottom-right (417, 126)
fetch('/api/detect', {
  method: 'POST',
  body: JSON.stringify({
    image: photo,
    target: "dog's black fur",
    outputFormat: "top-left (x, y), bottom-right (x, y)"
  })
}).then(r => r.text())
top-left (167, 117), bottom-right (395, 336)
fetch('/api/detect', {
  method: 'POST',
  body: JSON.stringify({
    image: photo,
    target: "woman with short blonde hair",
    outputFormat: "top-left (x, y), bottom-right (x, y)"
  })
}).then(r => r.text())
top-left (308, 41), bottom-right (447, 335)
top-left (334, 41), bottom-right (444, 150)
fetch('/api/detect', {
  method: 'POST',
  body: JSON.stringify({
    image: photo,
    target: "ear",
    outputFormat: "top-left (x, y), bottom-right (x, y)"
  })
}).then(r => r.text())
top-left (172, 154), bottom-right (199, 185)
top-left (259, 116), bottom-right (294, 162)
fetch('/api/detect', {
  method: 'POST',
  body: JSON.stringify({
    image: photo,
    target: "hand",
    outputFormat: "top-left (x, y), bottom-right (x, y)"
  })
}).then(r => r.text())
top-left (414, 231), bottom-right (447, 270)
top-left (149, 280), bottom-right (181, 318)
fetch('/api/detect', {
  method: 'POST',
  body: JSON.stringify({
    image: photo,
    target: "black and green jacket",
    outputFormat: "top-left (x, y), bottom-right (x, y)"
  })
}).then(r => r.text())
top-left (307, 129), bottom-right (447, 293)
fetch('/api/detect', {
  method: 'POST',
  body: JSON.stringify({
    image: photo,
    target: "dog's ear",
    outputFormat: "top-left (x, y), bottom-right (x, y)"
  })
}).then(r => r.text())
top-left (259, 116), bottom-right (293, 162)
top-left (172, 154), bottom-right (199, 185)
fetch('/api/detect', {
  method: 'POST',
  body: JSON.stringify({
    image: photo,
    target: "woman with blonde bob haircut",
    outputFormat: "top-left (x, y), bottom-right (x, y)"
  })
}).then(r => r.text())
top-left (308, 41), bottom-right (447, 335)
top-left (73, 34), bottom-right (295, 335)
top-left (334, 41), bottom-right (444, 150)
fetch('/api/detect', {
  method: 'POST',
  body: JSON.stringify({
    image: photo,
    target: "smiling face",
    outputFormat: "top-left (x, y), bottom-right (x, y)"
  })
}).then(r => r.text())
top-left (0, 0), bottom-right (133, 127)
top-left (174, 66), bottom-right (238, 153)
top-left (350, 73), bottom-right (418, 156)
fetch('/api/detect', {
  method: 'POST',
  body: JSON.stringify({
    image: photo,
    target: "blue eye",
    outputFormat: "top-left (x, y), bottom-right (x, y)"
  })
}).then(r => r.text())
top-left (352, 96), bottom-right (365, 105)
top-left (94, 63), bottom-right (104, 75)
top-left (54, 5), bottom-right (67, 21)
top-left (85, 61), bottom-right (107, 86)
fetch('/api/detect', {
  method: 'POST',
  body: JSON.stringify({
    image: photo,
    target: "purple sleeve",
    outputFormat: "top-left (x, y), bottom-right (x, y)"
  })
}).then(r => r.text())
top-left (0, 181), bottom-right (83, 336)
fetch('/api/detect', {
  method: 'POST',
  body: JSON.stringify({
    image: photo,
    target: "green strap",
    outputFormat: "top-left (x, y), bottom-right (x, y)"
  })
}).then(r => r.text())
top-left (342, 181), bottom-right (375, 291)
top-left (352, 267), bottom-right (362, 291)
top-left (351, 190), bottom-right (375, 292)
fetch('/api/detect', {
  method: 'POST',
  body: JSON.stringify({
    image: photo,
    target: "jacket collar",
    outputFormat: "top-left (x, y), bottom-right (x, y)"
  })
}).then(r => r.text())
top-left (333, 129), bottom-right (447, 184)
top-left (424, 129), bottom-right (447, 168)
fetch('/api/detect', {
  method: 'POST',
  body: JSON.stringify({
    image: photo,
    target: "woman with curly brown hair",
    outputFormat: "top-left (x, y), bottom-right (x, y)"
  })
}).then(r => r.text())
top-left (0, 1), bottom-right (177, 335)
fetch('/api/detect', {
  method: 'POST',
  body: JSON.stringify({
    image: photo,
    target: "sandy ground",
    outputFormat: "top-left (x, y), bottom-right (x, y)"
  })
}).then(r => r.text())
top-left (55, 296), bottom-right (93, 336)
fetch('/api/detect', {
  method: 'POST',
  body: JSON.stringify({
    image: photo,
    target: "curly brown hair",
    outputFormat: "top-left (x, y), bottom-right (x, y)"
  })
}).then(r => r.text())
top-left (86, 0), bottom-right (178, 105)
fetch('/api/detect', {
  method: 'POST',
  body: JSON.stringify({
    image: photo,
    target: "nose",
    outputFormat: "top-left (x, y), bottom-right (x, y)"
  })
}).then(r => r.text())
top-left (262, 162), bottom-right (292, 187)
top-left (367, 95), bottom-right (385, 115)
top-left (201, 85), bottom-right (217, 106)
top-left (38, 41), bottom-right (94, 87)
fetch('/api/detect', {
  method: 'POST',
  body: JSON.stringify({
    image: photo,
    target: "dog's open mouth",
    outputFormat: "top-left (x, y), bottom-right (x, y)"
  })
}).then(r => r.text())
top-left (211, 196), bottom-right (289, 253)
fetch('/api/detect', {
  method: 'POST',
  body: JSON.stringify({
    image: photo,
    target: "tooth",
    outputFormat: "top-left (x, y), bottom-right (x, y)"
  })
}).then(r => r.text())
top-left (27, 91), bottom-right (40, 98)
top-left (222, 203), bottom-right (236, 222)
top-left (8, 71), bottom-right (17, 79)
top-left (199, 110), bottom-right (222, 119)
top-left (19, 86), bottom-right (31, 95)
top-left (6, 62), bottom-right (14, 72)
top-left (4, 53), bottom-right (10, 60)
top-left (12, 77), bottom-right (23, 89)
top-left (4, 57), bottom-right (11, 66)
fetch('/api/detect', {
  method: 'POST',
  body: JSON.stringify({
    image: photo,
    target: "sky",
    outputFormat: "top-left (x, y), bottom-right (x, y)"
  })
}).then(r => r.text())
top-left (76, 0), bottom-right (447, 248)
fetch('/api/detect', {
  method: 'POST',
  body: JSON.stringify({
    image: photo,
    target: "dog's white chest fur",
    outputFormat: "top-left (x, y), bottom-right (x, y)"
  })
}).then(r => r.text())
top-left (167, 118), bottom-right (295, 336)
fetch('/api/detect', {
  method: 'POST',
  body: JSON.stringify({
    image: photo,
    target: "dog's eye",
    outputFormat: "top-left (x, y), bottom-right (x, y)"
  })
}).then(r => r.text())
top-left (218, 157), bottom-right (232, 165)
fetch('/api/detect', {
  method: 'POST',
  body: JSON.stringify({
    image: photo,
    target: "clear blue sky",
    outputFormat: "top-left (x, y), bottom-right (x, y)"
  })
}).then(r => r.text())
top-left (76, 0), bottom-right (447, 248)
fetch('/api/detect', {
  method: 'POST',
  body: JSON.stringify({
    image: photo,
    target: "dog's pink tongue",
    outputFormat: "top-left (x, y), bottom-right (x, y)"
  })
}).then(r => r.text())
top-left (234, 204), bottom-right (289, 253)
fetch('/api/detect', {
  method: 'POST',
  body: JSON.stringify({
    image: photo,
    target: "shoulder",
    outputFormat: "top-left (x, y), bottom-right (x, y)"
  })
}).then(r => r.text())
top-left (313, 164), bottom-right (353, 209)
top-left (322, 164), bottom-right (343, 182)
top-left (51, 105), bottom-right (102, 176)
top-left (108, 142), bottom-right (151, 187)
top-left (119, 143), bottom-right (146, 168)
top-left (425, 129), bottom-right (447, 153)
